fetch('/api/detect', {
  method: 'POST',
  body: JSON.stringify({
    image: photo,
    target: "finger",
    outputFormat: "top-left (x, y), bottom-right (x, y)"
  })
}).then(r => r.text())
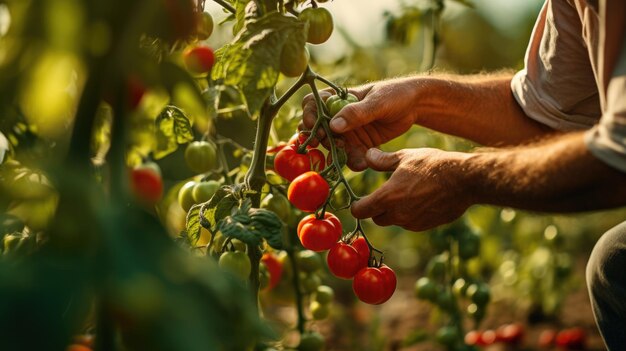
top-left (351, 185), bottom-right (392, 219)
top-left (330, 101), bottom-right (377, 134)
top-left (372, 212), bottom-right (394, 227)
top-left (345, 142), bottom-right (368, 171)
top-left (365, 148), bottom-right (402, 172)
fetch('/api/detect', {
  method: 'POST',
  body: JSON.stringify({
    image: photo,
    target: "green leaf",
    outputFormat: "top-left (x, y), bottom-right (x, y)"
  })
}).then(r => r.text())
top-left (185, 204), bottom-right (202, 245)
top-left (0, 131), bottom-right (8, 164)
top-left (217, 200), bottom-right (284, 249)
top-left (154, 105), bottom-right (194, 159)
top-left (201, 186), bottom-right (238, 230)
top-left (212, 12), bottom-right (306, 116)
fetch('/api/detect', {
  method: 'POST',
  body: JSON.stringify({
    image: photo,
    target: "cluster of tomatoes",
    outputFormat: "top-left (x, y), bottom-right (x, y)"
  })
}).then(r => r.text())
top-left (538, 327), bottom-right (586, 350)
top-left (464, 323), bottom-right (524, 347)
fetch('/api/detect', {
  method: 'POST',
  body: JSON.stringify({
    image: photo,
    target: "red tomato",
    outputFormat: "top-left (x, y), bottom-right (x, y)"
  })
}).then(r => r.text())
top-left (261, 252), bottom-right (283, 290)
top-left (130, 162), bottom-right (163, 205)
top-left (287, 171), bottom-right (329, 212)
top-left (353, 267), bottom-right (386, 304)
top-left (308, 148), bottom-right (325, 172)
top-left (297, 214), bottom-right (341, 252)
top-left (297, 212), bottom-right (342, 234)
top-left (327, 242), bottom-right (361, 279)
top-left (556, 328), bottom-right (586, 349)
top-left (480, 330), bottom-right (497, 345)
top-left (351, 237), bottom-right (370, 269)
top-left (267, 142), bottom-right (288, 154)
top-left (496, 323), bottom-right (524, 344)
top-left (464, 330), bottom-right (481, 346)
top-left (183, 45), bottom-right (215, 74)
top-left (289, 132), bottom-right (319, 148)
top-left (274, 145), bottom-right (325, 181)
top-left (538, 329), bottom-right (557, 348)
top-left (377, 264), bottom-right (397, 304)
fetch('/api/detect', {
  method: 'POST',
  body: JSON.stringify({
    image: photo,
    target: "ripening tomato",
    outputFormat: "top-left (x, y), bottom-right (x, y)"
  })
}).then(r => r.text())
top-left (288, 171), bottom-right (329, 212)
top-left (538, 329), bottom-right (557, 348)
top-left (464, 330), bottom-right (481, 346)
top-left (327, 242), bottom-right (361, 279)
top-left (261, 252), bottom-right (283, 290)
top-left (378, 264), bottom-right (397, 304)
top-left (297, 213), bottom-right (341, 252)
top-left (556, 328), bottom-right (586, 349)
top-left (130, 162), bottom-right (163, 205)
top-left (352, 267), bottom-right (386, 305)
top-left (299, 7), bottom-right (334, 44)
top-left (351, 237), bottom-right (370, 269)
top-left (183, 45), bottom-right (215, 74)
top-left (480, 330), bottom-right (497, 346)
top-left (298, 212), bottom-right (342, 234)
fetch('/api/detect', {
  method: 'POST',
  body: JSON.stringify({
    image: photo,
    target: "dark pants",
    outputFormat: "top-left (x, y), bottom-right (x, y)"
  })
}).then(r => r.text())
top-left (587, 221), bottom-right (626, 350)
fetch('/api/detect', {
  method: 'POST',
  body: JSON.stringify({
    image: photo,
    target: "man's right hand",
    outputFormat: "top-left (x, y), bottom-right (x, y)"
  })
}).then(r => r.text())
top-left (301, 78), bottom-right (420, 171)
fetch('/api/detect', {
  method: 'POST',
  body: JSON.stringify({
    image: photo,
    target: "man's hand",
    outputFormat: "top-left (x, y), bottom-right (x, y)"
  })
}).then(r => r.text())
top-left (350, 148), bottom-right (474, 232)
top-left (301, 79), bottom-right (420, 171)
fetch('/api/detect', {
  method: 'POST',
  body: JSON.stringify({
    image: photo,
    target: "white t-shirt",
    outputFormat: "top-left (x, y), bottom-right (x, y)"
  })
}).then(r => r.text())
top-left (511, 0), bottom-right (626, 172)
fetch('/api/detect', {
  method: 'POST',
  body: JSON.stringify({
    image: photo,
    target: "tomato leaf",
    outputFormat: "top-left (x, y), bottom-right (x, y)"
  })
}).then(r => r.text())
top-left (185, 204), bottom-right (203, 245)
top-left (201, 186), bottom-right (238, 231)
top-left (154, 105), bottom-right (194, 159)
top-left (0, 131), bottom-right (9, 164)
top-left (217, 200), bottom-right (284, 249)
top-left (212, 12), bottom-right (306, 116)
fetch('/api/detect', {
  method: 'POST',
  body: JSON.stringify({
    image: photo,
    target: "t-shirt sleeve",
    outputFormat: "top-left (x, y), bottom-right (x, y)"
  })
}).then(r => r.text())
top-left (585, 37), bottom-right (626, 173)
top-left (511, 0), bottom-right (601, 131)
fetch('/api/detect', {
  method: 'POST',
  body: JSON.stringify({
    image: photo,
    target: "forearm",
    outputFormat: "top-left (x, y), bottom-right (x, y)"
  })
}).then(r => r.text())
top-left (409, 74), bottom-right (554, 146)
top-left (464, 132), bottom-right (626, 212)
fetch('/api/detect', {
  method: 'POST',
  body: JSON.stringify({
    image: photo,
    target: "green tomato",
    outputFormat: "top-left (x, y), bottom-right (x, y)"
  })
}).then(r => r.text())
top-left (298, 331), bottom-right (325, 351)
top-left (184, 141), bottom-right (218, 173)
top-left (178, 181), bottom-right (197, 212)
top-left (295, 250), bottom-right (323, 273)
top-left (435, 326), bottom-right (460, 347)
top-left (314, 285), bottom-right (334, 304)
top-left (466, 283), bottom-right (490, 306)
top-left (299, 272), bottom-right (321, 294)
top-left (458, 229), bottom-right (481, 259)
top-left (192, 180), bottom-right (220, 203)
top-left (310, 301), bottom-right (330, 320)
top-left (195, 11), bottom-right (214, 40)
top-left (261, 193), bottom-right (291, 223)
top-left (218, 251), bottom-right (251, 280)
top-left (429, 229), bottom-right (450, 253)
top-left (426, 254), bottom-right (448, 279)
top-left (259, 263), bottom-right (270, 290)
top-left (299, 7), bottom-right (334, 45)
top-left (325, 93), bottom-right (358, 117)
top-left (436, 289), bottom-right (456, 312)
top-left (414, 277), bottom-right (438, 302)
top-left (280, 44), bottom-right (309, 77)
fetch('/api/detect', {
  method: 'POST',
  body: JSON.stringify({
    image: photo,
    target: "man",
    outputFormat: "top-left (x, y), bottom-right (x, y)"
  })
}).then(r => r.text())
top-left (302, 0), bottom-right (626, 349)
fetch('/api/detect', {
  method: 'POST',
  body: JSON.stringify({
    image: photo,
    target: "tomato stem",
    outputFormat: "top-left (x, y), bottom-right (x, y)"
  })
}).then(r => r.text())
top-left (212, 0), bottom-right (236, 14)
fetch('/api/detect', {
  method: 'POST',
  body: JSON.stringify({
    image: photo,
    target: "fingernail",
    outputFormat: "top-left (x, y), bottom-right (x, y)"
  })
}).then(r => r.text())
top-left (366, 148), bottom-right (382, 158)
top-left (330, 117), bottom-right (347, 132)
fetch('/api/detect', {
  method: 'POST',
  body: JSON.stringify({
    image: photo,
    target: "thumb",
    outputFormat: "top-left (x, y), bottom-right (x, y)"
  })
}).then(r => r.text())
top-left (365, 148), bottom-right (401, 171)
top-left (329, 101), bottom-right (375, 133)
